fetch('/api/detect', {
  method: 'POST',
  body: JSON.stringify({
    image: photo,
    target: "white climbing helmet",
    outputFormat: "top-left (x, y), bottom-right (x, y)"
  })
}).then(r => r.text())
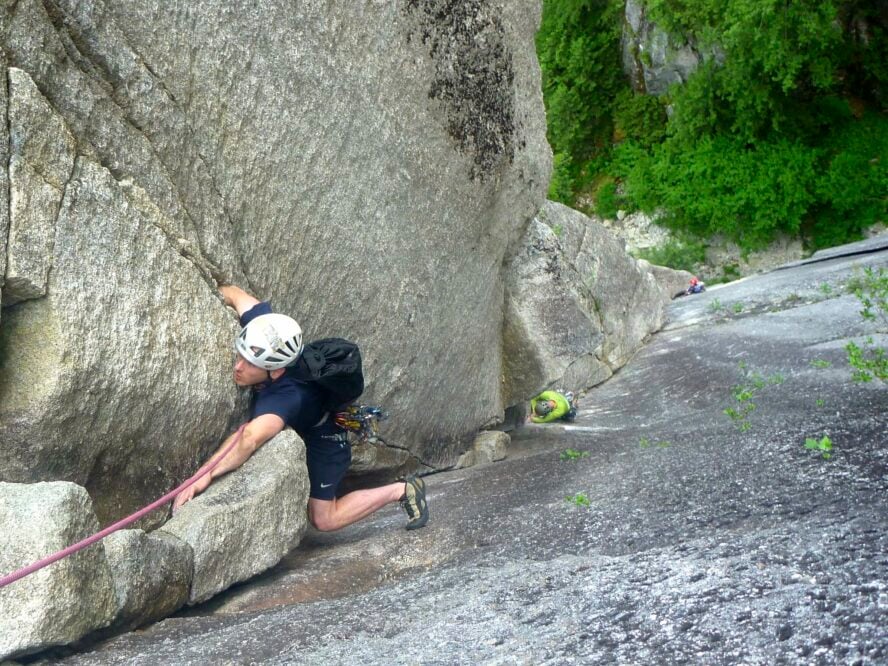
top-left (235, 313), bottom-right (304, 370)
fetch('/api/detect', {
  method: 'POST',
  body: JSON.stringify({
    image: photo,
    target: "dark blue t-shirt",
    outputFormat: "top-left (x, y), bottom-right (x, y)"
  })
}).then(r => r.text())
top-left (240, 302), bottom-right (326, 435)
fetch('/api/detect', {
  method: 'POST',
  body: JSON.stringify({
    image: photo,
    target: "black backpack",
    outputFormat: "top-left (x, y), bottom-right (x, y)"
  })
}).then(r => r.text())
top-left (287, 338), bottom-right (364, 412)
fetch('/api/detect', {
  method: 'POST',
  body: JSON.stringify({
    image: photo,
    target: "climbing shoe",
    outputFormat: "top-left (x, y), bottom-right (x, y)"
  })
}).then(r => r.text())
top-left (400, 475), bottom-right (429, 530)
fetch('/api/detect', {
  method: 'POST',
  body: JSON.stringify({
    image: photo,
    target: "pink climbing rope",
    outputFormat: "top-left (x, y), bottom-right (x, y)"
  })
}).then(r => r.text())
top-left (0, 424), bottom-right (246, 590)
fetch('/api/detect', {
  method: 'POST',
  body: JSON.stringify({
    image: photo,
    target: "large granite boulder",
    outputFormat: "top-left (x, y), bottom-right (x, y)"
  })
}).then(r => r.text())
top-left (0, 0), bottom-right (549, 503)
top-left (0, 482), bottom-right (117, 661)
top-left (101, 529), bottom-right (193, 634)
top-left (503, 201), bottom-right (682, 404)
top-left (158, 430), bottom-right (310, 604)
top-left (0, 74), bottom-right (241, 528)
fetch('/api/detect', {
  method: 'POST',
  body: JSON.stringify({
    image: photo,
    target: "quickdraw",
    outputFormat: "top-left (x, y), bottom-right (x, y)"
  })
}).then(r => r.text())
top-left (334, 404), bottom-right (388, 445)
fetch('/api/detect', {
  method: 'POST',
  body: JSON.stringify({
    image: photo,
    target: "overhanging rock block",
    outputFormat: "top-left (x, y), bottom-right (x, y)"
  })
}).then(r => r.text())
top-left (2, 0), bottom-right (550, 472)
top-left (503, 201), bottom-right (690, 407)
top-left (0, 482), bottom-right (117, 661)
top-left (159, 430), bottom-right (310, 604)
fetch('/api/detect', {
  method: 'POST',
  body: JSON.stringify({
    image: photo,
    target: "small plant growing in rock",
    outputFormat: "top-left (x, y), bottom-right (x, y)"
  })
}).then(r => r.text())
top-left (845, 267), bottom-right (887, 383)
top-left (815, 398), bottom-right (825, 407)
top-left (819, 282), bottom-right (833, 296)
top-left (560, 448), bottom-right (589, 461)
top-left (724, 363), bottom-right (785, 431)
top-left (732, 302), bottom-right (744, 313)
top-left (809, 359), bottom-right (832, 369)
top-left (709, 298), bottom-right (724, 313)
top-left (566, 492), bottom-right (591, 508)
top-left (804, 435), bottom-right (833, 460)
top-left (640, 437), bottom-right (671, 448)
top-left (551, 223), bottom-right (564, 238)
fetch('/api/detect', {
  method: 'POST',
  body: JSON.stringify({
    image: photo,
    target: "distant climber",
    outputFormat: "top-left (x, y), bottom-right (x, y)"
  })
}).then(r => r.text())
top-left (529, 390), bottom-right (578, 424)
top-left (173, 285), bottom-right (429, 531)
top-left (674, 276), bottom-right (706, 298)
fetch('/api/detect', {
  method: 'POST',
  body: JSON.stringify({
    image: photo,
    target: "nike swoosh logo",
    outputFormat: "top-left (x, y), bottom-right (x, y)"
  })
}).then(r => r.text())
top-left (320, 483), bottom-right (333, 488)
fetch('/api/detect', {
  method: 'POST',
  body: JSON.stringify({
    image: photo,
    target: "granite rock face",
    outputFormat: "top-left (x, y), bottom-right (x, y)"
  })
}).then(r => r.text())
top-left (158, 430), bottom-right (310, 604)
top-left (101, 529), bottom-right (193, 634)
top-left (640, 259), bottom-right (695, 300)
top-left (0, 139), bottom-right (241, 529)
top-left (503, 201), bottom-right (681, 404)
top-left (621, 0), bottom-right (722, 95)
top-left (0, 482), bottom-right (117, 660)
top-left (0, 59), bottom-right (8, 316)
top-left (4, 68), bottom-right (76, 304)
top-left (456, 430), bottom-right (509, 469)
top-left (0, 0), bottom-right (549, 496)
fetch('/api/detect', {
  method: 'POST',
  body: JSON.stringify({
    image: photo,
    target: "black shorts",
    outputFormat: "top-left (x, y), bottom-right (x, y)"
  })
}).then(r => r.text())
top-left (304, 418), bottom-right (351, 500)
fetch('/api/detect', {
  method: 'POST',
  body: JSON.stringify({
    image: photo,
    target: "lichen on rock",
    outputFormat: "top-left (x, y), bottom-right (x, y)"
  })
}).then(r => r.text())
top-left (404, 0), bottom-right (516, 181)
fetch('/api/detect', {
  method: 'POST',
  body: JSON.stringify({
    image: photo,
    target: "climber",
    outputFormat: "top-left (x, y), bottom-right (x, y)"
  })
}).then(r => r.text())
top-left (529, 390), bottom-right (577, 424)
top-left (674, 276), bottom-right (706, 298)
top-left (172, 285), bottom-right (429, 531)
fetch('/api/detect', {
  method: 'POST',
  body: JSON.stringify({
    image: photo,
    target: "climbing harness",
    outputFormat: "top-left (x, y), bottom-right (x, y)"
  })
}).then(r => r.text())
top-left (562, 390), bottom-right (579, 422)
top-left (0, 424), bottom-right (247, 590)
top-left (334, 404), bottom-right (388, 446)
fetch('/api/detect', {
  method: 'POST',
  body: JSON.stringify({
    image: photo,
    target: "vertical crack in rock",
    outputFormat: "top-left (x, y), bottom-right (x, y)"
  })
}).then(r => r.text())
top-left (96, 19), bottom-right (247, 287)
top-left (403, 0), bottom-right (515, 181)
top-left (37, 158), bottom-right (75, 294)
top-left (117, 177), bottom-right (220, 294)
top-left (4, 67), bottom-right (75, 305)
top-left (34, 0), bottom-right (246, 285)
top-left (2, 64), bottom-right (10, 294)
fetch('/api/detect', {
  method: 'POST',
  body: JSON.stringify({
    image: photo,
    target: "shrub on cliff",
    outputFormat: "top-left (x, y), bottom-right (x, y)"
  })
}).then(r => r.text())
top-left (538, 0), bottom-right (888, 254)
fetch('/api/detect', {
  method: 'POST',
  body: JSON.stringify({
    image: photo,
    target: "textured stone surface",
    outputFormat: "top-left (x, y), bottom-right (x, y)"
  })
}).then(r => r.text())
top-left (601, 209), bottom-right (807, 283)
top-left (457, 430), bottom-right (509, 468)
top-left (703, 234), bottom-right (806, 277)
top-left (101, 530), bottom-right (192, 634)
top-left (54, 241), bottom-right (888, 665)
top-left (0, 482), bottom-right (117, 661)
top-left (638, 259), bottom-right (695, 300)
top-left (621, 0), bottom-right (721, 95)
top-left (503, 201), bottom-right (680, 405)
top-left (0, 0), bottom-right (550, 473)
top-left (600, 210), bottom-right (672, 253)
top-left (503, 217), bottom-right (606, 403)
top-left (158, 430), bottom-right (310, 604)
top-left (4, 68), bottom-right (76, 304)
top-left (0, 154), bottom-right (241, 529)
top-left (0, 59), bottom-right (8, 311)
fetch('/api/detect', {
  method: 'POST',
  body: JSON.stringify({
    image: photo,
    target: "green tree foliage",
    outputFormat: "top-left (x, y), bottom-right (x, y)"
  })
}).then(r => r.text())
top-left (536, 0), bottom-right (627, 202)
top-left (538, 0), bottom-right (887, 257)
top-left (845, 267), bottom-right (888, 383)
